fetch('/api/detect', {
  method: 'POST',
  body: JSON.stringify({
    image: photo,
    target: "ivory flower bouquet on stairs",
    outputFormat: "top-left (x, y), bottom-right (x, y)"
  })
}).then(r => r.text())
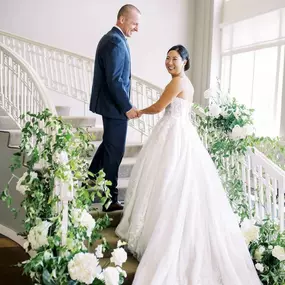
top-left (0, 109), bottom-right (128, 285)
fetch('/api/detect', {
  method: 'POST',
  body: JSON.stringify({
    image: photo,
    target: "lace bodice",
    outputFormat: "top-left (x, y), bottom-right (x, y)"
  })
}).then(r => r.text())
top-left (164, 97), bottom-right (191, 118)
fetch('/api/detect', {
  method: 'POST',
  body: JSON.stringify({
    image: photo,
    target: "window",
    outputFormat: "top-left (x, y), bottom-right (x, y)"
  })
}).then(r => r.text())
top-left (221, 8), bottom-right (285, 137)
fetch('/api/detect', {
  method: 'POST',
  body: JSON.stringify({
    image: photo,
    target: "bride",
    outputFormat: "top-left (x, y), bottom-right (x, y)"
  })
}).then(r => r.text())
top-left (115, 45), bottom-right (261, 285)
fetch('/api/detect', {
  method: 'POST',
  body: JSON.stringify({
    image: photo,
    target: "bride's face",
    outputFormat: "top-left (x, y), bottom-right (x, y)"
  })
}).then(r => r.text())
top-left (165, 50), bottom-right (186, 76)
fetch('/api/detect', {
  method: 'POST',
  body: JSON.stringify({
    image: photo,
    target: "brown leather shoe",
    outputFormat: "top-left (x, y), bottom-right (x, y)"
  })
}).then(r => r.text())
top-left (102, 201), bottom-right (124, 212)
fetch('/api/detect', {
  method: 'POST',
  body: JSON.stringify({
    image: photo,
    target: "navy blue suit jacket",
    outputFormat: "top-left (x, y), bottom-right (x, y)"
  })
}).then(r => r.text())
top-left (89, 27), bottom-right (132, 120)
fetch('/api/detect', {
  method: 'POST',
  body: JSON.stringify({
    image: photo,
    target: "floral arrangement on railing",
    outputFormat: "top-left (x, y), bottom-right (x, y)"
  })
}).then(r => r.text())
top-left (0, 109), bottom-right (128, 285)
top-left (241, 217), bottom-right (285, 284)
top-left (195, 81), bottom-right (255, 220)
top-left (195, 81), bottom-right (285, 284)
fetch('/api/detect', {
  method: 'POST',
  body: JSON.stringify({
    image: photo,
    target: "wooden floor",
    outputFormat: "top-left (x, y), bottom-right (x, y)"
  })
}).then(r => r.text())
top-left (0, 234), bottom-right (32, 285)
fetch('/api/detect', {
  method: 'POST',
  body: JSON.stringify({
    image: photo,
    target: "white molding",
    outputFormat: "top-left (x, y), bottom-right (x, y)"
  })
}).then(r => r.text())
top-left (0, 224), bottom-right (25, 248)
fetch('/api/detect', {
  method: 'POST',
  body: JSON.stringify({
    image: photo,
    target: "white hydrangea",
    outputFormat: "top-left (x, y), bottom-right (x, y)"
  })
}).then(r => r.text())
top-left (230, 124), bottom-right (254, 140)
top-left (208, 104), bottom-right (221, 118)
top-left (16, 172), bottom-right (29, 194)
top-left (254, 246), bottom-right (265, 261)
top-left (230, 125), bottom-right (246, 140)
top-left (110, 247), bottom-right (127, 267)
top-left (53, 150), bottom-right (69, 165)
top-left (68, 252), bottom-right (101, 284)
top-left (71, 208), bottom-right (95, 237)
top-left (27, 221), bottom-right (52, 250)
top-left (272, 246), bottom-right (285, 261)
top-left (240, 219), bottom-right (259, 245)
top-left (29, 171), bottom-right (38, 181)
top-left (95, 244), bottom-right (104, 258)
top-left (255, 263), bottom-right (264, 272)
top-left (38, 158), bottom-right (50, 169)
top-left (103, 267), bottom-right (120, 285)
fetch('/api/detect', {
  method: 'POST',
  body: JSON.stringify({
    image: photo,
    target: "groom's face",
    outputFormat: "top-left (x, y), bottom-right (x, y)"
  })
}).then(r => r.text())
top-left (120, 10), bottom-right (140, 37)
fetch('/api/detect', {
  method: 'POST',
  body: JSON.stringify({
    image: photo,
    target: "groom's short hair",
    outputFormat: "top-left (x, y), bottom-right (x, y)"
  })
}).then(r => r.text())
top-left (117, 4), bottom-right (141, 19)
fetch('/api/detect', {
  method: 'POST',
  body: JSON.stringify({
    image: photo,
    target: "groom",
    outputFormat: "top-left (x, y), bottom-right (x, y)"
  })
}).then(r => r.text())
top-left (89, 4), bottom-right (141, 212)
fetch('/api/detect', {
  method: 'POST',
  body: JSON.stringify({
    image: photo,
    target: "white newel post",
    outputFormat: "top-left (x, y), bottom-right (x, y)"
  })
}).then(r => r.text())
top-left (60, 181), bottom-right (74, 246)
top-left (53, 176), bottom-right (74, 246)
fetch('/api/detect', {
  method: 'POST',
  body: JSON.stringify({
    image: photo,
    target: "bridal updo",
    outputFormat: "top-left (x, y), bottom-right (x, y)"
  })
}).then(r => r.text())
top-left (167, 45), bottom-right (190, 71)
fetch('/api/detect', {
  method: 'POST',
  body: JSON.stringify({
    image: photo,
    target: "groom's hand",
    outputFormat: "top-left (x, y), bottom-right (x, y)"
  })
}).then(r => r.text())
top-left (126, 108), bottom-right (138, 119)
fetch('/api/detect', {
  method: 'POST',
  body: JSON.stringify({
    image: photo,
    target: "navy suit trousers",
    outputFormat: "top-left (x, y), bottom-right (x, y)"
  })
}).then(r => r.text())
top-left (89, 117), bottom-right (128, 203)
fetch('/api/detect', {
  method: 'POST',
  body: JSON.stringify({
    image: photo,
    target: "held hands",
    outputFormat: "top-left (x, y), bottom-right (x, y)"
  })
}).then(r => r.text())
top-left (126, 107), bottom-right (143, 119)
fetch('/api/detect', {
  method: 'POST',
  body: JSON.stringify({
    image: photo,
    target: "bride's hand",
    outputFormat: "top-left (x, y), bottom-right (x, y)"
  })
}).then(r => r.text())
top-left (137, 110), bottom-right (143, 118)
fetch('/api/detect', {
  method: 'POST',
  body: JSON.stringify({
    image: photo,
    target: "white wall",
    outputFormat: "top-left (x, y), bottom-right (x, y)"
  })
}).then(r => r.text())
top-left (0, 0), bottom-right (195, 89)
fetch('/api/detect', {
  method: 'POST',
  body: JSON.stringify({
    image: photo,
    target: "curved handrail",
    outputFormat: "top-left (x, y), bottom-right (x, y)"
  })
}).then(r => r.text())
top-left (0, 43), bottom-right (56, 127)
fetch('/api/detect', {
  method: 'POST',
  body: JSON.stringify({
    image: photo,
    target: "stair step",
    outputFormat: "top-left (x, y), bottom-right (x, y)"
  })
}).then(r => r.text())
top-left (90, 209), bottom-right (123, 228)
top-left (0, 130), bottom-right (22, 147)
top-left (91, 141), bottom-right (143, 158)
top-left (89, 227), bottom-right (119, 254)
top-left (86, 127), bottom-right (103, 141)
top-left (119, 157), bottom-right (136, 178)
top-left (118, 178), bottom-right (128, 201)
top-left (61, 116), bottom-right (96, 128)
top-left (55, 106), bottom-right (71, 116)
top-left (99, 256), bottom-right (138, 285)
top-left (87, 157), bottom-right (136, 179)
top-left (0, 116), bottom-right (19, 130)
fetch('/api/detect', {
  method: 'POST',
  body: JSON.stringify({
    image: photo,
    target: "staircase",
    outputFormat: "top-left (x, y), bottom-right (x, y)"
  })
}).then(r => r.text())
top-left (0, 102), bottom-right (142, 284)
top-left (92, 210), bottom-right (139, 284)
top-left (56, 106), bottom-right (141, 284)
top-left (1, 30), bottom-right (285, 284)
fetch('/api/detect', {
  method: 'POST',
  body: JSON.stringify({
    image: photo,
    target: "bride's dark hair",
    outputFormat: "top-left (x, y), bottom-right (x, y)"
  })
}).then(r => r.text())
top-left (167, 45), bottom-right (190, 71)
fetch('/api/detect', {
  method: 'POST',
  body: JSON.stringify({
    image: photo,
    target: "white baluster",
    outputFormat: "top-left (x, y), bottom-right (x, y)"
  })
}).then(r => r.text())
top-left (265, 174), bottom-right (272, 218)
top-left (272, 179), bottom-right (278, 221)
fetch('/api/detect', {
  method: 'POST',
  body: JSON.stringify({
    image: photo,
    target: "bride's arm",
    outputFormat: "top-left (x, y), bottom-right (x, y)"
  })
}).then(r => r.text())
top-left (139, 78), bottom-right (182, 115)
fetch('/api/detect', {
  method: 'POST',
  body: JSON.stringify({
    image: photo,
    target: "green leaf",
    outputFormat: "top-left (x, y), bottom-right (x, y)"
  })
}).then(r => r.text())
top-left (42, 269), bottom-right (56, 285)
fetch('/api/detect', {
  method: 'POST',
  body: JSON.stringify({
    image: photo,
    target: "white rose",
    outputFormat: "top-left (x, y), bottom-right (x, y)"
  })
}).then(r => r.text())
top-left (16, 172), bottom-right (29, 194)
top-left (110, 247), bottom-right (127, 267)
top-left (68, 252), bottom-right (100, 284)
top-left (209, 104), bottom-right (221, 118)
top-left (71, 208), bottom-right (95, 238)
top-left (204, 88), bottom-right (215, 99)
top-left (103, 267), bottom-right (120, 285)
top-left (27, 221), bottom-right (52, 250)
top-left (230, 125), bottom-right (246, 140)
top-left (254, 246), bottom-right (265, 261)
top-left (240, 219), bottom-right (259, 245)
top-left (255, 263), bottom-right (264, 272)
top-left (268, 245), bottom-right (273, 250)
top-left (95, 244), bottom-right (104, 258)
top-left (53, 150), bottom-right (69, 165)
top-left (272, 246), bottom-right (285, 261)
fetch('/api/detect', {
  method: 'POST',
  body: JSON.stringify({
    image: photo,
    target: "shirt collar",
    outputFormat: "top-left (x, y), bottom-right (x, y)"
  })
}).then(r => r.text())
top-left (114, 25), bottom-right (127, 39)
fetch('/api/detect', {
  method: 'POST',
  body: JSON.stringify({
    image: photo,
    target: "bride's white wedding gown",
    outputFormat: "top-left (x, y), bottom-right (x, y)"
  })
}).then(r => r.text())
top-left (116, 96), bottom-right (261, 285)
